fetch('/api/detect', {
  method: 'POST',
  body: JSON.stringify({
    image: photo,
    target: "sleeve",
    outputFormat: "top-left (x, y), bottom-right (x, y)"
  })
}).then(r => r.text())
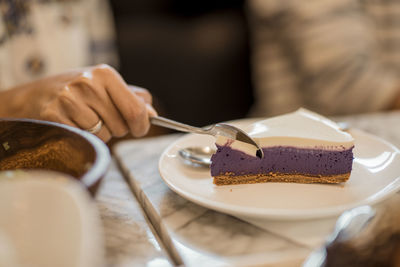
top-left (0, 13), bottom-right (10, 91)
top-left (248, 0), bottom-right (400, 116)
top-left (85, 0), bottom-right (119, 68)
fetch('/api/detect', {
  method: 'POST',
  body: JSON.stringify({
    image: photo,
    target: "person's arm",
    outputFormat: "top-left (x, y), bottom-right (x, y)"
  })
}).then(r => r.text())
top-left (248, 0), bottom-right (400, 115)
top-left (0, 64), bottom-right (157, 142)
top-left (390, 90), bottom-right (400, 110)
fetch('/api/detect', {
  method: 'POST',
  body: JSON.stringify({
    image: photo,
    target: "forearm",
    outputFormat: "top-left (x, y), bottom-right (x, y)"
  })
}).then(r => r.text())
top-left (389, 89), bottom-right (400, 110)
top-left (0, 87), bottom-right (27, 118)
top-left (0, 73), bottom-right (76, 119)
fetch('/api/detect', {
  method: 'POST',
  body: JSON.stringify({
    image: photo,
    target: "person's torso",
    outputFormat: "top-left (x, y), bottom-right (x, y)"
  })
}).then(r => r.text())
top-left (0, 0), bottom-right (117, 90)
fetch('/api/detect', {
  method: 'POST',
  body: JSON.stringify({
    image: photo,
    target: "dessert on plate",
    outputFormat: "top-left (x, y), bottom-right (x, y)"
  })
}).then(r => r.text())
top-left (210, 108), bottom-right (354, 185)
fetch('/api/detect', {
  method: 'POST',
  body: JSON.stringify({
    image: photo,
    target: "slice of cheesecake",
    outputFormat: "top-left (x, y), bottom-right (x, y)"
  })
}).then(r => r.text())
top-left (210, 108), bottom-right (354, 185)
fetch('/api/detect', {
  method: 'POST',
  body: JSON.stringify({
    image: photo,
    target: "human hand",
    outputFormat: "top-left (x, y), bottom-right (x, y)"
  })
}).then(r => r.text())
top-left (1, 64), bottom-right (157, 142)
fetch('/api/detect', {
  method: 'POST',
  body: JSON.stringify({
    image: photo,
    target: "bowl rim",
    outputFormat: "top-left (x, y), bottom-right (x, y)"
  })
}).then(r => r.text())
top-left (0, 118), bottom-right (111, 191)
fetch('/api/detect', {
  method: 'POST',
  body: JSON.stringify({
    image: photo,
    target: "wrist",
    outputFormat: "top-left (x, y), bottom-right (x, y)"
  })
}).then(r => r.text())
top-left (0, 87), bottom-right (27, 118)
top-left (391, 92), bottom-right (400, 110)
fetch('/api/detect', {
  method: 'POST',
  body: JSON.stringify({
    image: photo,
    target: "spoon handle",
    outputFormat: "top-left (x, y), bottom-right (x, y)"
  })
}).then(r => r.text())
top-left (150, 116), bottom-right (205, 134)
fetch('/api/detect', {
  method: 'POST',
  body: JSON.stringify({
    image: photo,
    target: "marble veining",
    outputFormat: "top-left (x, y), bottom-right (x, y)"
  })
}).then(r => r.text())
top-left (95, 159), bottom-right (173, 267)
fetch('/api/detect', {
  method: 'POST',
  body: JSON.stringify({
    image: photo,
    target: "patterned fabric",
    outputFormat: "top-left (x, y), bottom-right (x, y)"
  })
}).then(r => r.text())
top-left (0, 0), bottom-right (118, 90)
top-left (248, 0), bottom-right (400, 116)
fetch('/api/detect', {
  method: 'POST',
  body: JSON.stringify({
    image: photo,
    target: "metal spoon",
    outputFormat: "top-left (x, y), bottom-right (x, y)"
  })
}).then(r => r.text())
top-left (303, 205), bottom-right (376, 267)
top-left (151, 116), bottom-right (263, 158)
top-left (178, 146), bottom-right (216, 167)
top-left (174, 120), bottom-right (350, 168)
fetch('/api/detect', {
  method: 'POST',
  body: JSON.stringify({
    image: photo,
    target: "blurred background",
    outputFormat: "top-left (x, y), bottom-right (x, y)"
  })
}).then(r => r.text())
top-left (109, 0), bottom-right (253, 127)
top-left (108, 0), bottom-right (400, 132)
top-left (3, 0), bottom-right (399, 134)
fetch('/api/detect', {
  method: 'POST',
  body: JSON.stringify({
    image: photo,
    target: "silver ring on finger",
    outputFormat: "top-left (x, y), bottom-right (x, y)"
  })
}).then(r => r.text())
top-left (86, 119), bottom-right (103, 134)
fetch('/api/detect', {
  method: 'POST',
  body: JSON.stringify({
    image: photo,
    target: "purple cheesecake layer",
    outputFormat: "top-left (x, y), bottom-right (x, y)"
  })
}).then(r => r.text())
top-left (210, 145), bottom-right (354, 177)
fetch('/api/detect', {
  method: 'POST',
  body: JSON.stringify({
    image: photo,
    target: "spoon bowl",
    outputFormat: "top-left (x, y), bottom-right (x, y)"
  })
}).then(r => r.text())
top-left (178, 146), bottom-right (216, 167)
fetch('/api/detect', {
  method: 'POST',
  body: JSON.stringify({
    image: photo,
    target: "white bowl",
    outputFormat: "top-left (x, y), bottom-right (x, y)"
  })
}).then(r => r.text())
top-left (0, 171), bottom-right (104, 267)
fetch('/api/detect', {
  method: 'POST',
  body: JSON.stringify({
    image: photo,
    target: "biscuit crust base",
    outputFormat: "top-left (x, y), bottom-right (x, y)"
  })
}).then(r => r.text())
top-left (213, 172), bottom-right (350, 185)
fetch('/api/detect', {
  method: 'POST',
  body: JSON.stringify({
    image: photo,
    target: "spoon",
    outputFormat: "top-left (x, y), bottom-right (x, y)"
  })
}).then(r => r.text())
top-left (303, 205), bottom-right (375, 267)
top-left (178, 146), bottom-right (216, 167)
top-left (151, 116), bottom-right (263, 158)
top-left (175, 120), bottom-right (351, 168)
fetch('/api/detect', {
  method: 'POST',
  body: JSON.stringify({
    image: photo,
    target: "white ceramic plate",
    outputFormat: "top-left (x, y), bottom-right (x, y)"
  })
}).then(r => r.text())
top-left (159, 119), bottom-right (400, 220)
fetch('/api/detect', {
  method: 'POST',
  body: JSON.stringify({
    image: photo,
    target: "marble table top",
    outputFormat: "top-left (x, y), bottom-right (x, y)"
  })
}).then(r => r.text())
top-left (108, 110), bottom-right (400, 267)
top-left (95, 159), bottom-right (173, 267)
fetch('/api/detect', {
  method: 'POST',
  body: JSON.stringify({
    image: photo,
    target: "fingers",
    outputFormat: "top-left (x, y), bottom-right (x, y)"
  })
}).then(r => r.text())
top-left (57, 85), bottom-right (113, 142)
top-left (39, 98), bottom-right (115, 142)
top-left (146, 103), bottom-right (158, 117)
top-left (92, 65), bottom-right (156, 137)
top-left (128, 85), bottom-right (153, 104)
top-left (130, 85), bottom-right (158, 117)
top-left (39, 104), bottom-right (79, 129)
top-left (90, 122), bottom-right (112, 142)
top-left (59, 64), bottom-right (157, 140)
top-left (78, 83), bottom-right (130, 138)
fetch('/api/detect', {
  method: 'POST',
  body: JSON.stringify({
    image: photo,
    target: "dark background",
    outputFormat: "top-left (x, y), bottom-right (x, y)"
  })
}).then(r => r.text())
top-left (109, 0), bottom-right (254, 127)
